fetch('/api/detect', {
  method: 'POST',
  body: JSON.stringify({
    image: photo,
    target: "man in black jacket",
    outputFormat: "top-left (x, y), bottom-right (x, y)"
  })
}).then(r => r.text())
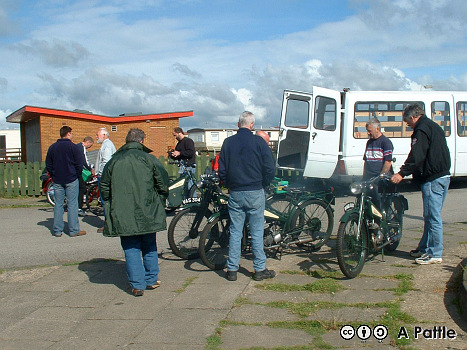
top-left (76, 136), bottom-right (94, 216)
top-left (170, 127), bottom-right (196, 197)
top-left (219, 111), bottom-right (276, 281)
top-left (392, 104), bottom-right (450, 265)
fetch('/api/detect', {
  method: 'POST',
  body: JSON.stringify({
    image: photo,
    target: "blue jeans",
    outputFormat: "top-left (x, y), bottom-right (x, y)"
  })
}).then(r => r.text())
top-left (53, 179), bottom-right (80, 235)
top-left (120, 233), bottom-right (159, 290)
top-left (417, 176), bottom-right (450, 258)
top-left (179, 164), bottom-right (196, 198)
top-left (227, 189), bottom-right (266, 272)
top-left (97, 176), bottom-right (106, 216)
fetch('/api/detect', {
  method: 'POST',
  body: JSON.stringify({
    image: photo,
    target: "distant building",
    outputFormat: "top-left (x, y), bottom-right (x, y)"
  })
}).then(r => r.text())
top-left (6, 106), bottom-right (193, 163)
top-left (187, 127), bottom-right (279, 153)
top-left (0, 129), bottom-right (21, 162)
top-left (0, 129), bottom-right (21, 148)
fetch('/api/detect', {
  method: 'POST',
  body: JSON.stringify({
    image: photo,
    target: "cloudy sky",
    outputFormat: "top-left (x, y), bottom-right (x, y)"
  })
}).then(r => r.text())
top-left (0, 0), bottom-right (466, 130)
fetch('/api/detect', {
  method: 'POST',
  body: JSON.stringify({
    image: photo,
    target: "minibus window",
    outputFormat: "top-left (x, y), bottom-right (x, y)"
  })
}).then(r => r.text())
top-left (285, 99), bottom-right (309, 129)
top-left (457, 102), bottom-right (467, 137)
top-left (353, 101), bottom-right (424, 138)
top-left (431, 101), bottom-right (451, 136)
top-left (314, 96), bottom-right (336, 131)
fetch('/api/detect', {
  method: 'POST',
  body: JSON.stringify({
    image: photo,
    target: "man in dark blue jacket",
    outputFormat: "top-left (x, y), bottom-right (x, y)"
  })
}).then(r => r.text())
top-left (218, 111), bottom-right (276, 281)
top-left (392, 104), bottom-right (450, 265)
top-left (46, 126), bottom-right (86, 237)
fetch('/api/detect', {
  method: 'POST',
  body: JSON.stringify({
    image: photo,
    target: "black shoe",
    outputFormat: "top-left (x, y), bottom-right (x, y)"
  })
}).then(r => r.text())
top-left (132, 289), bottom-right (144, 297)
top-left (252, 269), bottom-right (276, 281)
top-left (226, 270), bottom-right (237, 281)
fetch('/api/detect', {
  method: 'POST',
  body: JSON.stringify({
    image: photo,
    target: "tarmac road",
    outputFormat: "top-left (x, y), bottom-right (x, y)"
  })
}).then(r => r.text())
top-left (1, 178), bottom-right (466, 270)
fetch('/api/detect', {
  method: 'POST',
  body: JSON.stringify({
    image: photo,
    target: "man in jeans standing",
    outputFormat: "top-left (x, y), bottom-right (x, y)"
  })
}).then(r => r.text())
top-left (95, 127), bottom-right (116, 233)
top-left (392, 104), bottom-right (451, 265)
top-left (218, 111), bottom-right (276, 281)
top-left (100, 129), bottom-right (169, 296)
top-left (46, 126), bottom-right (86, 237)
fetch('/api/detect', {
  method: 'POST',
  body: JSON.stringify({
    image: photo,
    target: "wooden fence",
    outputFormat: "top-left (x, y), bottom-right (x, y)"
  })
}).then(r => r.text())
top-left (0, 154), bottom-right (301, 197)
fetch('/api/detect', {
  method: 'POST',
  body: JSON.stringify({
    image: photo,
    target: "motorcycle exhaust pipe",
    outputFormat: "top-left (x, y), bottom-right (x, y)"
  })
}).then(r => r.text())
top-left (296, 237), bottom-right (316, 244)
top-left (264, 236), bottom-right (317, 250)
top-left (377, 233), bottom-right (402, 249)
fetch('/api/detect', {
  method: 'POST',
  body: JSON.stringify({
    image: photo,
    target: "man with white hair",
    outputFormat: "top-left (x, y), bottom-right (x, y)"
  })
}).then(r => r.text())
top-left (218, 111), bottom-right (276, 281)
top-left (95, 127), bottom-right (116, 233)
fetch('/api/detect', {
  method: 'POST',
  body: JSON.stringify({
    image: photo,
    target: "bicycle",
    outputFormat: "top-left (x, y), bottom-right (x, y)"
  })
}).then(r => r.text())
top-left (198, 185), bottom-right (335, 270)
top-left (167, 173), bottom-right (227, 260)
top-left (336, 174), bottom-right (408, 278)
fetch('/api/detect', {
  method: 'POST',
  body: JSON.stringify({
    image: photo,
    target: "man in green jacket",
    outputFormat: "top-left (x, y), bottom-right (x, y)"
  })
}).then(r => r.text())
top-left (100, 128), bottom-right (169, 296)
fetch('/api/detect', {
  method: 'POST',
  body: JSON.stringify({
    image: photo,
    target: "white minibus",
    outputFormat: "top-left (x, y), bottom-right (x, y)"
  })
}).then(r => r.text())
top-left (276, 87), bottom-right (467, 183)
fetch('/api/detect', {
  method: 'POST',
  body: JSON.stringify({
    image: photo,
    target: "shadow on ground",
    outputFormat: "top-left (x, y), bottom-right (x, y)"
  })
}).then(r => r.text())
top-left (445, 258), bottom-right (467, 333)
top-left (78, 258), bottom-right (129, 293)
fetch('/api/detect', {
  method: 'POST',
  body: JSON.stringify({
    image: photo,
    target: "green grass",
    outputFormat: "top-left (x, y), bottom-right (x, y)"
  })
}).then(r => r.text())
top-left (234, 297), bottom-right (253, 307)
top-left (0, 203), bottom-right (50, 208)
top-left (256, 279), bottom-right (345, 294)
top-left (379, 302), bottom-right (417, 348)
top-left (205, 326), bottom-right (222, 350)
top-left (174, 276), bottom-right (198, 293)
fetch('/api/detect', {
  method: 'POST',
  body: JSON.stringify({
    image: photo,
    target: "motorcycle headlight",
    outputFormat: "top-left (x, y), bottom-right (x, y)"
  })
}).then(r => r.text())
top-left (350, 182), bottom-right (363, 195)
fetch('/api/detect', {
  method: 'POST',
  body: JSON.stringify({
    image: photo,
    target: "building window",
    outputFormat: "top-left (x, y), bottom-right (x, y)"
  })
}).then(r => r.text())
top-left (211, 132), bottom-right (219, 142)
top-left (111, 125), bottom-right (117, 132)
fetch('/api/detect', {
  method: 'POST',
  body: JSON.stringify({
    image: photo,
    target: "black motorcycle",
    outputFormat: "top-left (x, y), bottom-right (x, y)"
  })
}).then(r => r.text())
top-left (336, 174), bottom-right (409, 278)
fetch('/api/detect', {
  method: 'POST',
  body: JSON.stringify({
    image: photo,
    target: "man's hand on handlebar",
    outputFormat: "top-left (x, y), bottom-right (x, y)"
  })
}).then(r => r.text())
top-left (391, 173), bottom-right (403, 184)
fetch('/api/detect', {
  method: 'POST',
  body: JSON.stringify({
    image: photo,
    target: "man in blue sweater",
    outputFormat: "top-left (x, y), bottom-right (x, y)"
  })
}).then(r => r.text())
top-left (218, 111), bottom-right (276, 281)
top-left (46, 126), bottom-right (86, 237)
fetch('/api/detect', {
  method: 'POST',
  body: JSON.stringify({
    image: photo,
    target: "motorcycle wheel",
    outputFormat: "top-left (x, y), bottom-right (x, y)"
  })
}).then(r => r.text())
top-left (45, 181), bottom-right (55, 206)
top-left (167, 206), bottom-right (212, 260)
top-left (266, 192), bottom-right (292, 213)
top-left (336, 213), bottom-right (367, 279)
top-left (198, 216), bottom-right (230, 270)
top-left (383, 197), bottom-right (404, 253)
top-left (290, 199), bottom-right (334, 251)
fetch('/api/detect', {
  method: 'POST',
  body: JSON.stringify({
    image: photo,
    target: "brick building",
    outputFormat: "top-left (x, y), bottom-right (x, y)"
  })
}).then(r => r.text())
top-left (6, 106), bottom-right (193, 163)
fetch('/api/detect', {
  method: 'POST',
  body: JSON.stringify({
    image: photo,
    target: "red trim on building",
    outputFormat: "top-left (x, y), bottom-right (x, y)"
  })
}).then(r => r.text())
top-left (6, 106), bottom-right (193, 123)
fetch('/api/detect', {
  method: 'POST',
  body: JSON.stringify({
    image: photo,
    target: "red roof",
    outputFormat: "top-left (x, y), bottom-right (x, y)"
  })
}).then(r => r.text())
top-left (6, 106), bottom-right (193, 123)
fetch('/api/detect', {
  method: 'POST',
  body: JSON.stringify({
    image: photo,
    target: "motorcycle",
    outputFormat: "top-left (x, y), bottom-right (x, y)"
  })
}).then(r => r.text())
top-left (336, 174), bottom-right (409, 279)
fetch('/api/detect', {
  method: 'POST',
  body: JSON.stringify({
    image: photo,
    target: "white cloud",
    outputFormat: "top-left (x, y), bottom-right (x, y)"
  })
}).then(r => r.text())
top-left (0, 0), bottom-right (466, 132)
top-left (12, 39), bottom-right (90, 67)
top-left (0, 108), bottom-right (15, 130)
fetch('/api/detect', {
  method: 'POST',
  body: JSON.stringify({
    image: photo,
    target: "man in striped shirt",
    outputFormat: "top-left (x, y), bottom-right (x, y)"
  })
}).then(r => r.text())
top-left (363, 118), bottom-right (394, 208)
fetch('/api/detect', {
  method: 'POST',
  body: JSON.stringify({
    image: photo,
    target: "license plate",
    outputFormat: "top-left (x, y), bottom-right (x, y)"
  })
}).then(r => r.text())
top-left (344, 202), bottom-right (355, 212)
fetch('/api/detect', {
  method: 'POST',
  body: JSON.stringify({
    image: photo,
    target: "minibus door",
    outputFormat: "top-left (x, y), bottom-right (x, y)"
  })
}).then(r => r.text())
top-left (277, 87), bottom-right (340, 178)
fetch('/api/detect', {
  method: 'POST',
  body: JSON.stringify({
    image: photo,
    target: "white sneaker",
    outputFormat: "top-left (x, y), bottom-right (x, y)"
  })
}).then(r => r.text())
top-left (415, 255), bottom-right (442, 265)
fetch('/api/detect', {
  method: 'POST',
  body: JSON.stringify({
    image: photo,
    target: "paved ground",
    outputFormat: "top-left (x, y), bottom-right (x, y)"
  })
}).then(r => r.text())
top-left (1, 188), bottom-right (467, 349)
